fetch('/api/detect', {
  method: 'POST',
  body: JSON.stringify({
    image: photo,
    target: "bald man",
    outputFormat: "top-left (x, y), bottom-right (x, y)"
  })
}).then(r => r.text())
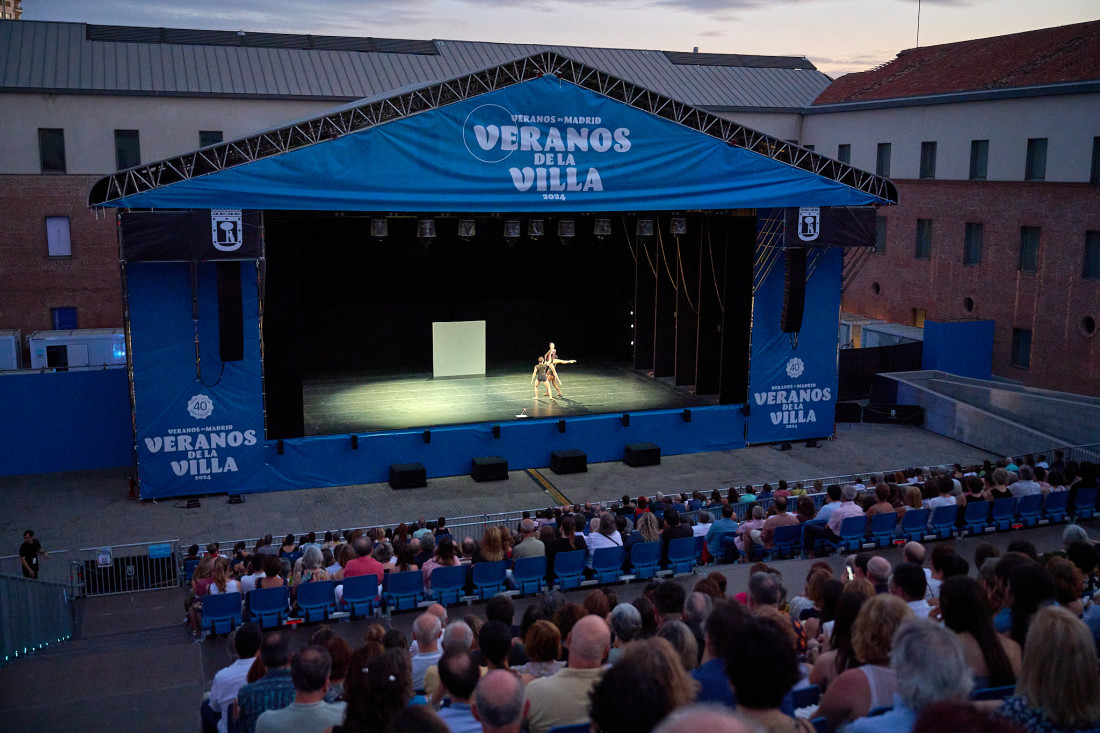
top-left (524, 615), bottom-right (611, 733)
top-left (473, 670), bottom-right (528, 733)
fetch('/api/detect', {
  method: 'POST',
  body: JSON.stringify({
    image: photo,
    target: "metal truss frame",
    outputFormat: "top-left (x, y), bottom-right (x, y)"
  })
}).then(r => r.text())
top-left (89, 51), bottom-right (899, 207)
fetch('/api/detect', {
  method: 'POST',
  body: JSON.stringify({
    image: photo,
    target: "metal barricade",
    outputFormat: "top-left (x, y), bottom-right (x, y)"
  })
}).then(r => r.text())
top-left (0, 573), bottom-right (73, 666)
top-left (67, 540), bottom-right (180, 597)
top-left (0, 550), bottom-right (72, 590)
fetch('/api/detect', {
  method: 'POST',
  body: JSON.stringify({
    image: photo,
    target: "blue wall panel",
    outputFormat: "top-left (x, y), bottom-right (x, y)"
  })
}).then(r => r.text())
top-left (922, 320), bottom-right (994, 380)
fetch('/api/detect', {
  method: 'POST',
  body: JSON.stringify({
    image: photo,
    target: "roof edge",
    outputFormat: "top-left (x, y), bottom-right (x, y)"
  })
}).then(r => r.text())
top-left (807, 80), bottom-right (1100, 113)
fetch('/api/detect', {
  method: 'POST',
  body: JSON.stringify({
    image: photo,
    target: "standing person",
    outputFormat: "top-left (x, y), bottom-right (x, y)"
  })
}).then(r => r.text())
top-left (19, 529), bottom-right (46, 579)
top-left (531, 357), bottom-right (555, 400)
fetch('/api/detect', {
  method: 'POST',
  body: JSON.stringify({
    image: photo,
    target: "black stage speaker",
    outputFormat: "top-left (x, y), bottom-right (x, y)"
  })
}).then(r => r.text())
top-left (551, 449), bottom-right (588, 475)
top-left (389, 463), bottom-right (427, 490)
top-left (781, 248), bottom-right (806, 333)
top-left (472, 456), bottom-right (509, 482)
top-left (624, 442), bottom-right (661, 467)
top-left (216, 261), bottom-right (244, 361)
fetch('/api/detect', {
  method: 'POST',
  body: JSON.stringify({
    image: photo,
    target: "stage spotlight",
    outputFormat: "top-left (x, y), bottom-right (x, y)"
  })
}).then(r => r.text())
top-left (558, 419), bottom-right (566, 433)
top-left (277, 439), bottom-right (284, 455)
top-left (682, 409), bottom-right (692, 423)
top-left (671, 217), bottom-right (687, 235)
top-left (504, 218), bottom-right (521, 242)
top-left (636, 218), bottom-right (655, 237)
top-left (458, 218), bottom-right (476, 239)
top-left (417, 218), bottom-right (436, 239)
top-left (621, 413), bottom-right (630, 427)
top-left (594, 218), bottom-right (611, 238)
top-left (492, 425), bottom-right (501, 439)
top-left (558, 219), bottom-right (575, 241)
top-left (423, 429), bottom-right (431, 444)
top-left (805, 439), bottom-right (820, 448)
top-left (370, 218), bottom-right (388, 239)
top-left (528, 218), bottom-right (545, 238)
top-left (227, 494), bottom-right (244, 504)
top-left (186, 498), bottom-right (201, 509)
top-left (775, 441), bottom-right (792, 451)
top-left (350, 435), bottom-right (358, 450)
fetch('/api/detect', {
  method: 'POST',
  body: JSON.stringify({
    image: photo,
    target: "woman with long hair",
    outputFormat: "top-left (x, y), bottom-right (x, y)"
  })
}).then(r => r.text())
top-left (331, 646), bottom-right (413, 733)
top-left (421, 536), bottom-right (458, 590)
top-left (809, 583), bottom-right (874, 689)
top-left (1007, 563), bottom-right (1055, 646)
top-left (939, 575), bottom-right (1020, 689)
top-left (635, 512), bottom-right (660, 543)
top-left (476, 526), bottom-right (505, 563)
top-left (795, 495), bottom-right (817, 523)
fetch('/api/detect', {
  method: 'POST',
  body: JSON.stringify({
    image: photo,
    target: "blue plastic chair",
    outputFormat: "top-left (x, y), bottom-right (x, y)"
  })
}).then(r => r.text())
top-left (1074, 487), bottom-right (1098, 521)
top-left (1015, 493), bottom-right (1043, 527)
top-left (629, 542), bottom-right (661, 579)
top-left (591, 546), bottom-right (625, 584)
top-left (428, 565), bottom-right (466, 606)
top-left (962, 500), bottom-right (991, 535)
top-left (384, 570), bottom-right (425, 612)
top-left (693, 536), bottom-right (706, 564)
top-left (547, 725), bottom-right (591, 733)
top-left (1043, 491), bottom-right (1069, 523)
top-left (471, 560), bottom-right (507, 600)
top-left (296, 580), bottom-right (336, 623)
top-left (869, 512), bottom-right (899, 547)
top-left (824, 515), bottom-right (868, 554)
top-left (667, 537), bottom-right (697, 575)
top-left (553, 550), bottom-right (586, 590)
top-left (202, 591), bottom-right (242, 636)
top-left (247, 586), bottom-right (290, 629)
top-left (342, 574), bottom-right (379, 618)
top-left (768, 523), bottom-right (803, 559)
top-left (512, 556), bottom-right (547, 595)
top-left (969, 684), bottom-right (1015, 701)
top-left (183, 557), bottom-right (200, 583)
top-left (898, 508), bottom-right (929, 542)
top-left (990, 497), bottom-right (1017, 531)
top-left (791, 684), bottom-right (821, 709)
top-left (928, 504), bottom-right (958, 539)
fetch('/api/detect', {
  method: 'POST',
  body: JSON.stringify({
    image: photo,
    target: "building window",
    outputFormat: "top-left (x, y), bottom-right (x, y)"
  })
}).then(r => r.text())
top-left (51, 307), bottom-right (78, 330)
top-left (46, 216), bottom-right (71, 257)
top-left (915, 219), bottom-right (932, 260)
top-left (1025, 138), bottom-right (1047, 181)
top-left (1011, 328), bottom-right (1032, 369)
top-left (969, 140), bottom-right (988, 180)
top-left (1085, 231), bottom-right (1100, 279)
top-left (38, 128), bottom-right (67, 173)
top-left (114, 129), bottom-right (141, 169)
top-left (963, 223), bottom-right (983, 265)
top-left (837, 144), bottom-right (851, 164)
top-left (919, 141), bottom-right (937, 179)
top-left (1018, 226), bottom-right (1040, 272)
top-left (875, 216), bottom-right (887, 255)
top-left (200, 130), bottom-right (223, 147)
top-left (876, 143), bottom-right (891, 177)
top-left (1090, 137), bottom-right (1100, 184)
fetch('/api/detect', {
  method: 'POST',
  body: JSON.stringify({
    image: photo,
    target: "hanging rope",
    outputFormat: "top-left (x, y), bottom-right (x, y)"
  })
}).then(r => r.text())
top-left (704, 218), bottom-right (724, 314)
top-left (676, 235), bottom-right (698, 315)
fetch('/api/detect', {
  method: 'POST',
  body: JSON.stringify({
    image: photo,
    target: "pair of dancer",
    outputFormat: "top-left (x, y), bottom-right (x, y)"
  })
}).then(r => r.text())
top-left (532, 341), bottom-right (576, 399)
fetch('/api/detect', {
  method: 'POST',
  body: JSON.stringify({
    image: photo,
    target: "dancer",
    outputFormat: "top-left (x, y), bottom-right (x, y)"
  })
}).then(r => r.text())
top-left (544, 342), bottom-right (577, 366)
top-left (531, 356), bottom-right (555, 400)
top-left (546, 359), bottom-right (565, 398)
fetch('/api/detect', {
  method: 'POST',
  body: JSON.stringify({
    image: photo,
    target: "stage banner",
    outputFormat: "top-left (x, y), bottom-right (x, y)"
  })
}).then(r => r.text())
top-left (103, 76), bottom-right (887, 212)
top-left (121, 210), bottom-right (262, 262)
top-left (746, 212), bottom-right (841, 444)
top-left (127, 261), bottom-right (266, 498)
top-left (784, 206), bottom-right (877, 248)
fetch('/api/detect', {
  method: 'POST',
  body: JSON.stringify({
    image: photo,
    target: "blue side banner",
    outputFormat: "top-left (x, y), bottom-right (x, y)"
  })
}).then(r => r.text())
top-left (127, 262), bottom-right (266, 498)
top-left (746, 214), bottom-right (841, 444)
top-left (107, 76), bottom-right (885, 213)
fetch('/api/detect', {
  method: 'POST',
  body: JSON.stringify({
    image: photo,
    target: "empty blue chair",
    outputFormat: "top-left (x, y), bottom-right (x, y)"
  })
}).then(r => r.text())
top-left (591, 546), bottom-right (625, 584)
top-left (472, 560), bottom-right (507, 600)
top-left (1043, 491), bottom-right (1069, 523)
top-left (1074, 487), bottom-right (1098, 521)
top-left (962, 500), bottom-right (991, 535)
top-left (384, 570), bottom-right (425, 612)
top-left (512, 556), bottom-right (547, 595)
top-left (342, 574), bottom-right (379, 619)
top-left (183, 557), bottom-right (200, 584)
top-left (898, 508), bottom-right (929, 542)
top-left (553, 550), bottom-right (586, 590)
top-left (928, 504), bottom-right (958, 539)
top-left (202, 591), bottom-right (242, 637)
top-left (248, 586), bottom-right (290, 629)
top-left (296, 580), bottom-right (336, 623)
top-left (768, 523), bottom-right (803, 559)
top-left (428, 565), bottom-right (466, 607)
top-left (990, 497), bottom-right (1017, 531)
top-left (1015, 493), bottom-right (1043, 527)
top-left (667, 537), bottom-right (697, 575)
top-left (824, 515), bottom-right (868, 554)
top-left (869, 512), bottom-right (899, 548)
top-left (629, 542), bottom-right (661, 579)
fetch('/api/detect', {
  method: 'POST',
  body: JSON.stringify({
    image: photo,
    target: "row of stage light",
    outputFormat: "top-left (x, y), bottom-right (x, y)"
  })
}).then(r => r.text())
top-left (369, 215), bottom-right (690, 241)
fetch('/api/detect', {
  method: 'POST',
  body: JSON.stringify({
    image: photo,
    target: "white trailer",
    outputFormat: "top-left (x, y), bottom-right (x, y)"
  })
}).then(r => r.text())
top-left (27, 328), bottom-right (126, 370)
top-left (0, 329), bottom-right (21, 370)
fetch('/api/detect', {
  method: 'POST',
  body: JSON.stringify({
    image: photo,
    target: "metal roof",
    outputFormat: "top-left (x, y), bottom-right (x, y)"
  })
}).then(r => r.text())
top-left (0, 19), bottom-right (830, 109)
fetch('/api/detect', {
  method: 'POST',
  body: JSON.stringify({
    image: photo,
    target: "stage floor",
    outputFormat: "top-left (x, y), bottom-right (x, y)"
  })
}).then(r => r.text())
top-left (302, 361), bottom-right (714, 434)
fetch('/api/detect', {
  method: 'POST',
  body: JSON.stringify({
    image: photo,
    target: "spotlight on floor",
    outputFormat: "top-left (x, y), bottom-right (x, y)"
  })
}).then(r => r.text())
top-left (805, 439), bottom-right (820, 448)
top-left (370, 218), bottom-right (388, 239)
top-left (775, 441), bottom-right (792, 451)
top-left (186, 498), bottom-right (201, 508)
top-left (458, 218), bottom-right (476, 240)
top-left (528, 218), bottom-right (544, 238)
top-left (558, 219), bottom-right (575, 244)
top-left (636, 218), bottom-right (655, 237)
top-left (227, 494), bottom-right (244, 505)
top-left (670, 216), bottom-right (687, 235)
top-left (504, 218), bottom-right (521, 244)
top-left (594, 218), bottom-right (611, 239)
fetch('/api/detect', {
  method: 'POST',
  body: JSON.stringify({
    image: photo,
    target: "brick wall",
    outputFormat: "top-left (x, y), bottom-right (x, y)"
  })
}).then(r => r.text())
top-left (843, 179), bottom-right (1100, 396)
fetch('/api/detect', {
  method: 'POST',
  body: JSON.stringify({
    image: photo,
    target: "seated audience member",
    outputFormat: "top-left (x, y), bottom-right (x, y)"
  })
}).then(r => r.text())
top-left (1046, 556), bottom-right (1086, 617)
top-left (913, 701), bottom-right (1027, 733)
top-left (255, 645), bottom-right (345, 733)
top-left (434, 648), bottom-right (482, 733)
top-left (411, 613), bottom-right (444, 694)
top-left (208, 556), bottom-right (240, 596)
top-left (660, 508), bottom-right (694, 567)
top-left (1000, 606), bottom-right (1100, 733)
top-left (511, 519), bottom-right (545, 561)
top-left (513, 619), bottom-right (564, 679)
top-left (422, 537), bottom-right (459, 590)
top-left (525, 615), bottom-right (611, 733)
top-left (889, 562), bottom-right (931, 617)
top-left (865, 484), bottom-right (896, 518)
top-left (795, 494), bottom-right (817, 523)
top-left (803, 485), bottom-right (864, 556)
top-left (848, 619), bottom-right (972, 732)
top-left (342, 538), bottom-right (385, 584)
top-left (924, 476), bottom-right (958, 515)
top-left (693, 599), bottom-right (753, 708)
top-left (237, 632), bottom-right (296, 733)
top-left (321, 636), bottom-right (351, 703)
top-left (938, 575), bottom-right (1020, 689)
top-left (471, 669), bottom-right (528, 733)
top-left (733, 505), bottom-right (766, 558)
top-left (478, 621), bottom-right (516, 672)
top-left (584, 512), bottom-right (623, 570)
top-left (1007, 563), bottom-right (1056, 647)
top-left (724, 615), bottom-right (814, 732)
top-left (808, 585), bottom-right (874, 689)
top-left (588, 637), bottom-right (697, 733)
top-left (202, 623), bottom-right (262, 733)
top-left (339, 645), bottom-right (414, 733)
top-left (240, 554), bottom-right (267, 594)
top-left (811, 594), bottom-right (913, 730)
top-left (414, 534), bottom-right (436, 568)
top-left (704, 504), bottom-right (739, 561)
top-left (693, 511), bottom-right (713, 538)
top-left (1009, 465), bottom-right (1043, 498)
top-left (422, 621), bottom-right (476, 704)
top-left (657, 620), bottom-right (699, 672)
top-left (292, 545), bottom-right (331, 597)
top-left (757, 496), bottom-right (800, 550)
top-left (652, 705), bottom-right (757, 733)
top-left (607, 602), bottom-right (644, 663)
